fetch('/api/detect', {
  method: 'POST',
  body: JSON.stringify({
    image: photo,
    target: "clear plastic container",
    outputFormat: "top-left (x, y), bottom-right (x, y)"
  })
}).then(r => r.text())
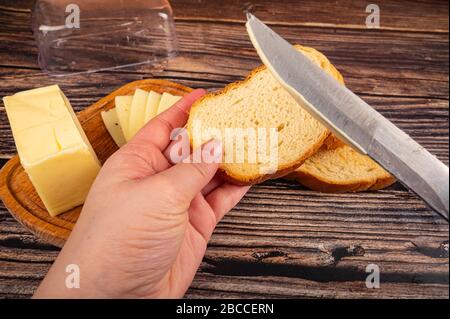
top-left (32, 0), bottom-right (178, 75)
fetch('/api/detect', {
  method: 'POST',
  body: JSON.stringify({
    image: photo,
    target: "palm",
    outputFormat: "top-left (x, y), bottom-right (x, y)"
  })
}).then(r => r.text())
top-left (166, 193), bottom-right (227, 296)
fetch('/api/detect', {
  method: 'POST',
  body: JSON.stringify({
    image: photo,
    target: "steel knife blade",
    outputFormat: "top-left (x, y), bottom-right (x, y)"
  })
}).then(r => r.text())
top-left (246, 13), bottom-right (449, 220)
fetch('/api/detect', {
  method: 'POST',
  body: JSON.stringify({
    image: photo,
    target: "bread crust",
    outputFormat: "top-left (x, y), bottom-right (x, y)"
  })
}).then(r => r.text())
top-left (287, 140), bottom-right (397, 192)
top-left (217, 130), bottom-right (330, 185)
top-left (290, 169), bottom-right (396, 193)
top-left (187, 46), bottom-right (342, 185)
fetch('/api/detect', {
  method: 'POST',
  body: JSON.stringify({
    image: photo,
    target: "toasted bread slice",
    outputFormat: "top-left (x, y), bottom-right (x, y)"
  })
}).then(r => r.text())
top-left (187, 46), bottom-right (344, 185)
top-left (289, 135), bottom-right (396, 192)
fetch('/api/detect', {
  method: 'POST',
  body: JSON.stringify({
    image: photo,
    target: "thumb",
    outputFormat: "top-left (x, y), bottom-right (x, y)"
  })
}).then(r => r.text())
top-left (154, 139), bottom-right (223, 201)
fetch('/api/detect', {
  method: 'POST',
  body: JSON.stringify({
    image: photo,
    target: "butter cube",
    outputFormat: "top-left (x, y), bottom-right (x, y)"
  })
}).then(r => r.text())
top-left (3, 85), bottom-right (101, 216)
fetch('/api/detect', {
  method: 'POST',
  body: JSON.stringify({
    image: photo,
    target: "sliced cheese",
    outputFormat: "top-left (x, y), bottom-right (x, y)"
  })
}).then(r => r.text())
top-left (157, 92), bottom-right (182, 115)
top-left (101, 108), bottom-right (126, 147)
top-left (144, 91), bottom-right (162, 123)
top-left (128, 89), bottom-right (148, 139)
top-left (3, 85), bottom-right (101, 217)
top-left (115, 95), bottom-right (133, 141)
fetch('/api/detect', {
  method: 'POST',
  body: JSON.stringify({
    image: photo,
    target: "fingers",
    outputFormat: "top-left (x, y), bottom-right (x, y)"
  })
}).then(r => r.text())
top-left (163, 139), bottom-right (226, 197)
top-left (206, 183), bottom-right (251, 222)
top-left (188, 194), bottom-right (218, 241)
top-left (189, 182), bottom-right (250, 242)
top-left (109, 142), bottom-right (171, 180)
top-left (131, 89), bottom-right (206, 151)
top-left (153, 139), bottom-right (223, 202)
top-left (201, 175), bottom-right (223, 196)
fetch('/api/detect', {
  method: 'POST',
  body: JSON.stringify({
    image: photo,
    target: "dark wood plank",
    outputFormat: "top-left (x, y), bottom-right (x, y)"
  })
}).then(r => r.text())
top-left (1, 183), bottom-right (449, 299)
top-left (171, 0), bottom-right (449, 33)
top-left (2, 0), bottom-right (448, 33)
top-left (0, 10), bottom-right (448, 99)
top-left (0, 19), bottom-right (448, 159)
top-left (185, 273), bottom-right (449, 299)
top-left (0, 0), bottom-right (448, 299)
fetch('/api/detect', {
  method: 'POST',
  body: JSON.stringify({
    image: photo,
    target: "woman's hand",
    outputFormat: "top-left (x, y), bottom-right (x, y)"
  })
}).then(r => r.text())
top-left (34, 89), bottom-right (250, 298)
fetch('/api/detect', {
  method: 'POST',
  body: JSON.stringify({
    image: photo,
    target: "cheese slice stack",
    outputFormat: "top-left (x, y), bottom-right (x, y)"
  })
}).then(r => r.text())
top-left (3, 85), bottom-right (101, 216)
top-left (101, 108), bottom-right (126, 147)
top-left (103, 91), bottom-right (181, 146)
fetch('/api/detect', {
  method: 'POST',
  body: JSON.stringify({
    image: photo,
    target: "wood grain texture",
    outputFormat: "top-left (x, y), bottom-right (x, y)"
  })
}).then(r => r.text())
top-left (0, 80), bottom-right (192, 247)
top-left (0, 0), bottom-right (448, 299)
top-left (171, 0), bottom-right (449, 33)
top-left (1, 21), bottom-right (448, 159)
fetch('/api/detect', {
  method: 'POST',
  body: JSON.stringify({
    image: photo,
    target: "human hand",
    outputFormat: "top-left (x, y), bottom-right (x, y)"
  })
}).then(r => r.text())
top-left (34, 89), bottom-right (250, 299)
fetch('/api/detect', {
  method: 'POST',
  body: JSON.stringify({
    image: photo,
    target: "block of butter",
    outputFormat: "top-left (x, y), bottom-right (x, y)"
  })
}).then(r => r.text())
top-left (3, 85), bottom-right (101, 216)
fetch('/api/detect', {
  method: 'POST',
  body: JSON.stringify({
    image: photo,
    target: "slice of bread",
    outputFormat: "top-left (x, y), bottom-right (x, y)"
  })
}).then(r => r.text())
top-left (187, 45), bottom-right (344, 185)
top-left (289, 135), bottom-right (396, 192)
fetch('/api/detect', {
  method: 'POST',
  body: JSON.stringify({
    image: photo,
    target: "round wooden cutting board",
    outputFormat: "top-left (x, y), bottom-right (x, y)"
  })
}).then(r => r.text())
top-left (0, 79), bottom-right (193, 247)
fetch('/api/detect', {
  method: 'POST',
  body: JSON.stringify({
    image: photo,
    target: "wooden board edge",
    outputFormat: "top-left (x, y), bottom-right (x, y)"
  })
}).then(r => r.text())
top-left (0, 79), bottom-right (194, 248)
top-left (0, 157), bottom-right (69, 247)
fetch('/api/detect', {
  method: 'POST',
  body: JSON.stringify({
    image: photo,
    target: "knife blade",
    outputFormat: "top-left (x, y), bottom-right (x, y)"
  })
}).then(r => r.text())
top-left (246, 13), bottom-right (449, 220)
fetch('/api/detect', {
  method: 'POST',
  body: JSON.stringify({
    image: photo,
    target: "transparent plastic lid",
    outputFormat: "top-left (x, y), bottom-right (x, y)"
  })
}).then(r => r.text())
top-left (32, 0), bottom-right (178, 75)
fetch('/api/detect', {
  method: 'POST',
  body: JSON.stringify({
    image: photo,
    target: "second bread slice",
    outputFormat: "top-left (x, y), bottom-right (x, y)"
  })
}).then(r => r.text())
top-left (289, 136), bottom-right (396, 192)
top-left (187, 46), bottom-right (344, 185)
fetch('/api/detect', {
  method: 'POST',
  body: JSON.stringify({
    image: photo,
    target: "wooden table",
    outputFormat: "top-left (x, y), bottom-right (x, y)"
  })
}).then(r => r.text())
top-left (0, 0), bottom-right (448, 299)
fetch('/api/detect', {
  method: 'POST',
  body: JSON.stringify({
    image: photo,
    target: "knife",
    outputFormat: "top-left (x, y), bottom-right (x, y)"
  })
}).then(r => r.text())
top-left (246, 13), bottom-right (449, 220)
